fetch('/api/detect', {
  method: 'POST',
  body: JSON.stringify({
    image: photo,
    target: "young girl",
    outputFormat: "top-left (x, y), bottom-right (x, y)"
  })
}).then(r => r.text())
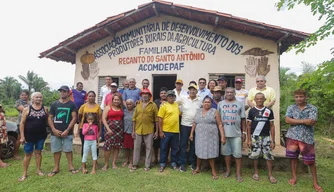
top-left (0, 104), bottom-right (9, 168)
top-left (82, 113), bottom-right (99, 174)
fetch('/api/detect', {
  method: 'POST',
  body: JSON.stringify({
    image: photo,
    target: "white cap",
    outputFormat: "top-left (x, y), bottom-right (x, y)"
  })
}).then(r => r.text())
top-left (111, 82), bottom-right (118, 87)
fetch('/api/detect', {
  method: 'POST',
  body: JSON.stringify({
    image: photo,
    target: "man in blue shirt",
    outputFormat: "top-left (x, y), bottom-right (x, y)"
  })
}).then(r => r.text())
top-left (123, 78), bottom-right (141, 106)
top-left (118, 79), bottom-right (129, 95)
top-left (197, 78), bottom-right (210, 101)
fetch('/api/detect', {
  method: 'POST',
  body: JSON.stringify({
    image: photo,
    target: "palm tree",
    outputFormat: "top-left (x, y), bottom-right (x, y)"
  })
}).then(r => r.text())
top-left (0, 76), bottom-right (22, 99)
top-left (301, 62), bottom-right (315, 74)
top-left (32, 76), bottom-right (49, 92)
top-left (18, 71), bottom-right (36, 93)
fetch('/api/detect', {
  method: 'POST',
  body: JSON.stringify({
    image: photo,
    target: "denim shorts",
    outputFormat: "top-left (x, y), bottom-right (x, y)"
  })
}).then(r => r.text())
top-left (24, 139), bottom-right (46, 154)
top-left (221, 137), bottom-right (242, 158)
top-left (51, 135), bottom-right (73, 153)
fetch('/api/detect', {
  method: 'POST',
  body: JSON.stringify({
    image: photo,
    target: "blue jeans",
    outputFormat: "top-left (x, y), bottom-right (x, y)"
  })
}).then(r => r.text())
top-left (160, 132), bottom-right (179, 167)
top-left (178, 125), bottom-right (196, 167)
top-left (24, 138), bottom-right (45, 154)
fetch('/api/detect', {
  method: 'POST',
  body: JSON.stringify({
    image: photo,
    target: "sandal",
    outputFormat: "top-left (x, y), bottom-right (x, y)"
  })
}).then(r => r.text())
top-left (112, 166), bottom-right (118, 170)
top-left (69, 169), bottom-right (78, 174)
top-left (222, 172), bottom-right (230, 178)
top-left (288, 179), bottom-right (297, 186)
top-left (101, 166), bottom-right (108, 171)
top-left (122, 162), bottom-right (129, 167)
top-left (130, 166), bottom-right (137, 172)
top-left (36, 172), bottom-right (45, 176)
top-left (192, 170), bottom-right (200, 175)
top-left (314, 185), bottom-right (324, 192)
top-left (144, 167), bottom-right (150, 172)
top-left (48, 171), bottom-right (59, 177)
top-left (268, 176), bottom-right (277, 184)
top-left (252, 174), bottom-right (259, 181)
top-left (159, 166), bottom-right (165, 173)
top-left (236, 176), bottom-right (243, 183)
top-left (18, 176), bottom-right (27, 182)
top-left (212, 175), bottom-right (219, 180)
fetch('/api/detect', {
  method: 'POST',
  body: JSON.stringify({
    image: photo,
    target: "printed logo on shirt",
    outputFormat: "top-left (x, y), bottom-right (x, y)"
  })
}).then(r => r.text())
top-left (54, 107), bottom-right (71, 124)
top-left (221, 104), bottom-right (238, 125)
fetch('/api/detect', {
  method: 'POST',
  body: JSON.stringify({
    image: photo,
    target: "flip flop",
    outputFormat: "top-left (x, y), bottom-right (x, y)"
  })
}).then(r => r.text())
top-left (288, 179), bottom-right (297, 186)
top-left (252, 174), bottom-right (259, 181)
top-left (101, 166), bottom-right (108, 171)
top-left (112, 166), bottom-right (118, 170)
top-left (192, 170), bottom-right (200, 175)
top-left (130, 166), bottom-right (137, 172)
top-left (69, 169), bottom-right (78, 174)
top-left (222, 172), bottom-right (230, 178)
top-left (48, 171), bottom-right (59, 177)
top-left (36, 172), bottom-right (45, 176)
top-left (82, 169), bottom-right (88, 174)
top-left (236, 176), bottom-right (243, 183)
top-left (144, 167), bottom-right (150, 172)
top-left (314, 185), bottom-right (324, 192)
top-left (18, 176), bottom-right (27, 182)
top-left (268, 176), bottom-right (277, 184)
top-left (212, 175), bottom-right (219, 180)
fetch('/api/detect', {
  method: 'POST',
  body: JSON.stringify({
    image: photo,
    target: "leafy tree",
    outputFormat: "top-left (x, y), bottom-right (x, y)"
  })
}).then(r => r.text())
top-left (32, 76), bottom-right (49, 92)
top-left (301, 61), bottom-right (316, 74)
top-left (0, 76), bottom-right (22, 100)
top-left (18, 70), bottom-right (36, 93)
top-left (276, 0), bottom-right (334, 54)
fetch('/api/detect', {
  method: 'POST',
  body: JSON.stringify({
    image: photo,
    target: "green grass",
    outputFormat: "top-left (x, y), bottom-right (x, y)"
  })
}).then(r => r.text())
top-left (1, 136), bottom-right (333, 192)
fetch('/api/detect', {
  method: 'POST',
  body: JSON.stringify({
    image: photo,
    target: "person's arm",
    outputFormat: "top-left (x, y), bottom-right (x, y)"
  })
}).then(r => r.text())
top-left (189, 122), bottom-right (196, 141)
top-left (247, 99), bottom-right (254, 108)
top-left (153, 104), bottom-right (159, 139)
top-left (158, 117), bottom-right (165, 138)
top-left (123, 91), bottom-right (128, 106)
top-left (247, 121), bottom-right (252, 148)
top-left (247, 90), bottom-right (255, 108)
top-left (82, 124), bottom-right (89, 135)
top-left (77, 105), bottom-right (84, 136)
top-left (270, 121), bottom-right (275, 149)
top-left (61, 110), bottom-right (77, 137)
top-left (215, 110), bottom-right (225, 144)
top-left (241, 118), bottom-right (246, 142)
top-left (132, 107), bottom-right (137, 139)
top-left (265, 89), bottom-right (276, 108)
top-left (102, 106), bottom-right (112, 134)
top-left (19, 108), bottom-right (28, 143)
top-left (48, 104), bottom-right (62, 137)
top-left (98, 108), bottom-right (102, 139)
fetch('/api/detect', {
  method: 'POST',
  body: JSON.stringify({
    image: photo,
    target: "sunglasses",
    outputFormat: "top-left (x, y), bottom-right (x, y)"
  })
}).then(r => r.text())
top-left (199, 82), bottom-right (206, 84)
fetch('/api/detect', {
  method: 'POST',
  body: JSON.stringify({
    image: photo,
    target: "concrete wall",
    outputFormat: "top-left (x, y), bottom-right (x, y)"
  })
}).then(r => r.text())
top-left (74, 15), bottom-right (281, 143)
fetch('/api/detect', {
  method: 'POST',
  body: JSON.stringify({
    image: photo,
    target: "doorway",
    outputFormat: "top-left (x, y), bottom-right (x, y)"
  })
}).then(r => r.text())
top-left (152, 75), bottom-right (177, 100)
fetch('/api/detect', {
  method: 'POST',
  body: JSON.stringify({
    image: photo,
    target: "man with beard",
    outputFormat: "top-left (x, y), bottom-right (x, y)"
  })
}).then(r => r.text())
top-left (48, 86), bottom-right (78, 177)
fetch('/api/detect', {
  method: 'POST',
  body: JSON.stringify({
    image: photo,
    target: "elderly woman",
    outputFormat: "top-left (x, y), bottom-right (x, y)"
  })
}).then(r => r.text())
top-left (122, 99), bottom-right (135, 168)
top-left (77, 91), bottom-right (102, 157)
top-left (190, 96), bottom-right (225, 180)
top-left (102, 93), bottom-right (124, 170)
top-left (14, 90), bottom-right (30, 160)
top-left (18, 92), bottom-right (48, 181)
top-left (0, 104), bottom-right (10, 168)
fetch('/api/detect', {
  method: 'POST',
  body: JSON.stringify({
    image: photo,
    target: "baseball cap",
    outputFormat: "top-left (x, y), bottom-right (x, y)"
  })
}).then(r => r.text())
top-left (217, 76), bottom-right (226, 81)
top-left (167, 90), bottom-right (176, 96)
top-left (175, 79), bottom-right (183, 84)
top-left (188, 84), bottom-right (198, 90)
top-left (111, 82), bottom-right (118, 87)
top-left (140, 88), bottom-right (152, 97)
top-left (58, 85), bottom-right (70, 92)
top-left (235, 78), bottom-right (243, 83)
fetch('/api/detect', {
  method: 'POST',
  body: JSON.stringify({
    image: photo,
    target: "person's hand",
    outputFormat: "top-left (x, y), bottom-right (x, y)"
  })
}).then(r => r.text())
top-left (303, 119), bottom-right (316, 126)
top-left (189, 134), bottom-right (193, 141)
top-left (88, 122), bottom-right (93, 126)
top-left (153, 132), bottom-right (158, 140)
top-left (270, 142), bottom-right (275, 150)
top-left (107, 129), bottom-right (113, 136)
top-left (242, 134), bottom-right (246, 142)
top-left (221, 136), bottom-right (226, 145)
top-left (247, 139), bottom-right (252, 148)
top-left (61, 129), bottom-right (69, 138)
top-left (20, 137), bottom-right (26, 145)
top-left (52, 129), bottom-right (63, 138)
top-left (159, 132), bottom-right (165, 139)
top-left (97, 141), bottom-right (100, 147)
top-left (132, 132), bottom-right (136, 139)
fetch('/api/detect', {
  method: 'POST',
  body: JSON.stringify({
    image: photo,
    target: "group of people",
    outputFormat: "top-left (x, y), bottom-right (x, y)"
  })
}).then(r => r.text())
top-left (0, 75), bottom-right (323, 191)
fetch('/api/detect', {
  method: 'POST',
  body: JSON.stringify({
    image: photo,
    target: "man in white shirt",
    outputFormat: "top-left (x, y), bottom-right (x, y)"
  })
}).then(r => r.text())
top-left (176, 84), bottom-right (202, 172)
top-left (235, 78), bottom-right (249, 110)
top-left (197, 78), bottom-right (210, 101)
top-left (173, 79), bottom-right (188, 100)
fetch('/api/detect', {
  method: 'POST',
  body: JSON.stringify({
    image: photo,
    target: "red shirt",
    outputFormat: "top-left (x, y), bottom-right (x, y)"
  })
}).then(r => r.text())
top-left (104, 91), bottom-right (121, 106)
top-left (107, 108), bottom-right (124, 121)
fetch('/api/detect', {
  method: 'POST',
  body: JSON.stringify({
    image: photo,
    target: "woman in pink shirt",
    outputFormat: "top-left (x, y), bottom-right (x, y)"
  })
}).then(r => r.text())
top-left (81, 114), bottom-right (99, 174)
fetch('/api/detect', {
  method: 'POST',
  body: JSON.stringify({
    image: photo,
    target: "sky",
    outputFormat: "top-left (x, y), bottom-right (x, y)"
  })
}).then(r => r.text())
top-left (0, 0), bottom-right (332, 90)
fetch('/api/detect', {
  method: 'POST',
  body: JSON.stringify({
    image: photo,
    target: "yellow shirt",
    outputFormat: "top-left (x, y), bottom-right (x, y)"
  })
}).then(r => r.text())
top-left (78, 103), bottom-right (102, 128)
top-left (157, 102), bottom-right (180, 133)
top-left (248, 86), bottom-right (276, 107)
top-left (132, 101), bottom-right (158, 135)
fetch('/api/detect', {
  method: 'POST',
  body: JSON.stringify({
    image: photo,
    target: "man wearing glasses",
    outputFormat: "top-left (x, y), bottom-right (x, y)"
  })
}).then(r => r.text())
top-left (247, 76), bottom-right (276, 109)
top-left (197, 78), bottom-right (211, 101)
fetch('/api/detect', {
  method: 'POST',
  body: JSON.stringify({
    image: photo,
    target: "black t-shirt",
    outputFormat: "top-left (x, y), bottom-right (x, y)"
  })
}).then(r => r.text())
top-left (49, 100), bottom-right (76, 135)
top-left (247, 107), bottom-right (274, 136)
top-left (153, 99), bottom-right (162, 109)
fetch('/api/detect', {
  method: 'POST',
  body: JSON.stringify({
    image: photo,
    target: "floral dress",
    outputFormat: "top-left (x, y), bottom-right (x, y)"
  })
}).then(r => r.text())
top-left (0, 112), bottom-right (8, 144)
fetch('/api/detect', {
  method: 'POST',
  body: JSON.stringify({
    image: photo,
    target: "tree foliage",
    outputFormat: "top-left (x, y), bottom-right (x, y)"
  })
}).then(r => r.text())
top-left (18, 70), bottom-right (49, 93)
top-left (276, 0), bottom-right (334, 54)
